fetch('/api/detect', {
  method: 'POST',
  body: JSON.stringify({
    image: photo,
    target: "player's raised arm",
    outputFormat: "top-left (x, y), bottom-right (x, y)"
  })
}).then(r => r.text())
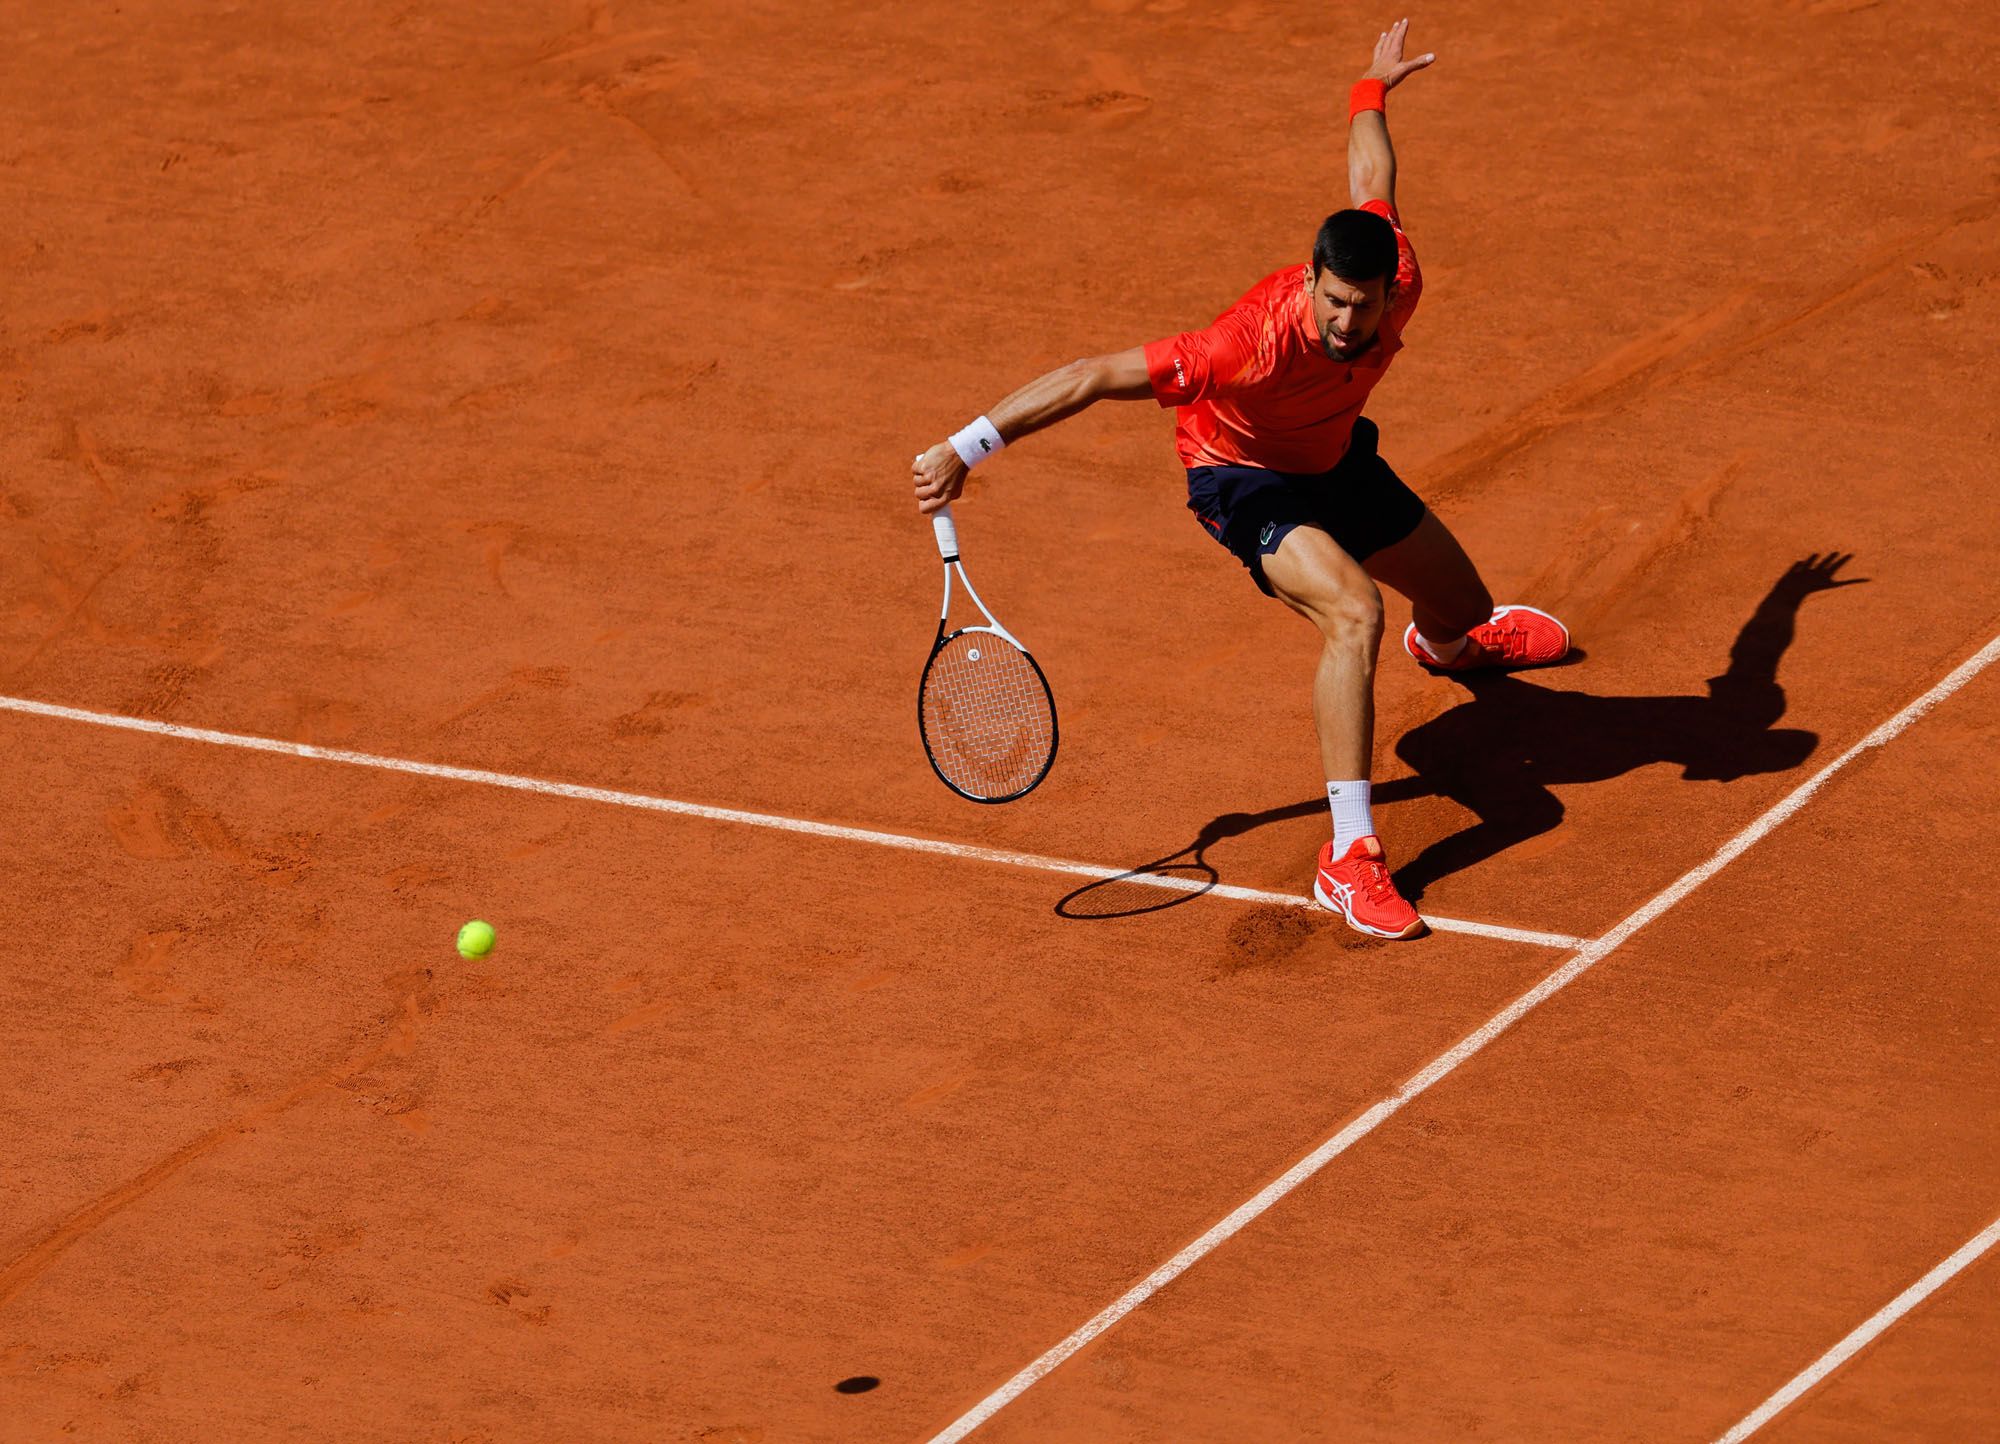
top-left (912, 347), bottom-right (1151, 514)
top-left (1347, 17), bottom-right (1435, 211)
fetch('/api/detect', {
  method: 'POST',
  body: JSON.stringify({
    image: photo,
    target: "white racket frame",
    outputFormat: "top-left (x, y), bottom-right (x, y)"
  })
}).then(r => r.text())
top-left (931, 505), bottom-right (1028, 652)
top-left (919, 501), bottom-right (1057, 803)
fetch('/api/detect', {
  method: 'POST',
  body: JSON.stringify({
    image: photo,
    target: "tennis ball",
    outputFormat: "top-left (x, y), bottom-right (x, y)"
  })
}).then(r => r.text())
top-left (456, 919), bottom-right (496, 959)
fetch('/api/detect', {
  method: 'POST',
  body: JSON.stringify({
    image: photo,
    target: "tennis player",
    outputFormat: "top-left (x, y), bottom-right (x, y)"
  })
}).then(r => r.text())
top-left (912, 19), bottom-right (1571, 939)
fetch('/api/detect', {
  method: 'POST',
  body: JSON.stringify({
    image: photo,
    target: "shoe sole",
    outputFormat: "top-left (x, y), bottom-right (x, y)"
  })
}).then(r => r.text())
top-left (1312, 876), bottom-right (1427, 939)
top-left (1403, 604), bottom-right (1572, 672)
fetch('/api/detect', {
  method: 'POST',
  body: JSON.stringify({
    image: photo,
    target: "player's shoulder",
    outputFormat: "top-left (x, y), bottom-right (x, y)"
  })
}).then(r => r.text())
top-left (1234, 264), bottom-right (1312, 314)
top-left (1356, 197), bottom-right (1407, 232)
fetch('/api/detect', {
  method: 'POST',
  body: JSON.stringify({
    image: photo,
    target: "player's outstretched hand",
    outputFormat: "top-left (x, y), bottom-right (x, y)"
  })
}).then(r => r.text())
top-left (913, 443), bottom-right (968, 515)
top-left (1364, 17), bottom-right (1435, 90)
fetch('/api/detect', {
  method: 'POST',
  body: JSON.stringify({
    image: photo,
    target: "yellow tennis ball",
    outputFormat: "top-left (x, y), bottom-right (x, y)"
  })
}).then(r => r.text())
top-left (456, 919), bottom-right (495, 959)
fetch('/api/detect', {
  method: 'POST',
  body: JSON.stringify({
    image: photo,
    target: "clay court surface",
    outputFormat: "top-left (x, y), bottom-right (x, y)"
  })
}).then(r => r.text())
top-left (4, 1), bottom-right (1999, 1439)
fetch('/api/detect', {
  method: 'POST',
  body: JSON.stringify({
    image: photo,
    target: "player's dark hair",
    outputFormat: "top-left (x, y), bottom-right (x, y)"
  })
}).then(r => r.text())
top-left (1311, 209), bottom-right (1398, 285)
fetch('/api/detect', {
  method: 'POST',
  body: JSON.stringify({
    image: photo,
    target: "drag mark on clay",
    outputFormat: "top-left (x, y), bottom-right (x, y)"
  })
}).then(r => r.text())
top-left (102, 779), bottom-right (316, 884)
top-left (147, 467), bottom-right (284, 523)
top-left (448, 520), bottom-right (520, 597)
top-left (0, 976), bottom-right (440, 1310)
top-left (601, 999), bottom-right (674, 1037)
top-left (486, 1278), bottom-right (552, 1325)
top-left (5, 535), bottom-right (146, 684)
top-left (127, 1057), bottom-right (204, 1086)
top-left (941, 1241), bottom-right (1000, 1270)
top-left (1422, 193), bottom-right (2000, 502)
top-left (1064, 50), bottom-right (1153, 126)
top-left (595, 108), bottom-right (709, 203)
top-left (904, 1075), bottom-right (972, 1111)
top-left (1676, 194), bottom-right (2000, 384)
top-left (1420, 288), bottom-right (1752, 500)
top-left (119, 661), bottom-right (201, 721)
top-left (468, 148), bottom-right (570, 227)
top-left (427, 662), bottom-right (574, 734)
top-left (65, 420), bottom-right (118, 500)
top-left (1800, 0), bottom-right (1884, 16)
top-left (1511, 450), bottom-right (1755, 633)
top-left (532, 26), bottom-right (679, 68)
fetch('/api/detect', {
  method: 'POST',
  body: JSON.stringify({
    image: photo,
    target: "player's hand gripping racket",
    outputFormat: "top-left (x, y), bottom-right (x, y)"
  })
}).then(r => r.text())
top-left (918, 503), bottom-right (1058, 802)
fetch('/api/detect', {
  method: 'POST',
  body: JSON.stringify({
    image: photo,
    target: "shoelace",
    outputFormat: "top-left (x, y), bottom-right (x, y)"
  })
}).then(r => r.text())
top-left (1354, 855), bottom-right (1401, 904)
top-left (1476, 619), bottom-right (1534, 663)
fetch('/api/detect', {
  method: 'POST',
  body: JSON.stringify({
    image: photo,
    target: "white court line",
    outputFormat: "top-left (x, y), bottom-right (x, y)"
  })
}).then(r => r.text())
top-left (1714, 1214), bottom-right (2000, 1443)
top-left (925, 630), bottom-right (2000, 1443)
top-left (0, 692), bottom-right (1581, 951)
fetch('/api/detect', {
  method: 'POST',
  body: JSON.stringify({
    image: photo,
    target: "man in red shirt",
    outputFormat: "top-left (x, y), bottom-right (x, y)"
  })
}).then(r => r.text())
top-left (913, 20), bottom-right (1570, 939)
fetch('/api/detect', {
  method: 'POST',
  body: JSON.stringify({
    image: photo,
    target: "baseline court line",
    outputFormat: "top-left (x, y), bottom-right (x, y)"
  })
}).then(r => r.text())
top-left (0, 693), bottom-right (1581, 951)
top-left (1714, 1214), bottom-right (2000, 1443)
top-left (925, 631), bottom-right (2000, 1443)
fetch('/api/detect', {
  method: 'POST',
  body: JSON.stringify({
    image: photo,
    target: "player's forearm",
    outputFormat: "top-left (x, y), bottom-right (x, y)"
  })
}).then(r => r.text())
top-left (986, 353), bottom-right (1148, 443)
top-left (912, 348), bottom-right (1149, 512)
top-left (1347, 109), bottom-right (1396, 208)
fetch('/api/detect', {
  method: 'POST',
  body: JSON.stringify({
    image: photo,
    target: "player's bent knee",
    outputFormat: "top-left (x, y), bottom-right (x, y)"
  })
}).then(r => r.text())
top-left (1295, 584), bottom-right (1382, 648)
top-left (1325, 593), bottom-right (1384, 647)
top-left (1266, 530), bottom-right (1384, 645)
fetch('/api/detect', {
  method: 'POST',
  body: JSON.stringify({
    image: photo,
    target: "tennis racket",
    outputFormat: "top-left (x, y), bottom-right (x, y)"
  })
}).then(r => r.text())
top-left (918, 503), bottom-right (1058, 803)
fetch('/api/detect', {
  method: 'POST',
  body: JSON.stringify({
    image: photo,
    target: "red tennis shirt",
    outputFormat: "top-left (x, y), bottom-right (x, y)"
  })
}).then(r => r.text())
top-left (1143, 199), bottom-right (1421, 473)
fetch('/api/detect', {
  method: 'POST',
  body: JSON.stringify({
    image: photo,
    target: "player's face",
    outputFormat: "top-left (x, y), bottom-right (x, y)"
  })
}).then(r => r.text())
top-left (1309, 269), bottom-right (1391, 361)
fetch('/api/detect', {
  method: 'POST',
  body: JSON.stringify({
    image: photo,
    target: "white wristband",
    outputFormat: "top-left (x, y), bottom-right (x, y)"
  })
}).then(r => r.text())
top-left (948, 415), bottom-right (1006, 470)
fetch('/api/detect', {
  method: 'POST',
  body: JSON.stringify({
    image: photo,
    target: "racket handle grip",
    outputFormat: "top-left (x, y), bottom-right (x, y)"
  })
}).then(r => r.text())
top-left (931, 505), bottom-right (960, 562)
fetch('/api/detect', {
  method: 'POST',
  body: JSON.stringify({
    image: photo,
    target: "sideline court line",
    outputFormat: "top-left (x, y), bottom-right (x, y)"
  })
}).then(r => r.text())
top-left (1714, 1213), bottom-right (2000, 1442)
top-left (925, 631), bottom-right (2000, 1442)
top-left (0, 693), bottom-right (1581, 951)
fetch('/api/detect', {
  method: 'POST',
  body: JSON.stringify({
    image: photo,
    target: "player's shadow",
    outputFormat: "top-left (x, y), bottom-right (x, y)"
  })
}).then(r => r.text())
top-left (1056, 553), bottom-right (1865, 918)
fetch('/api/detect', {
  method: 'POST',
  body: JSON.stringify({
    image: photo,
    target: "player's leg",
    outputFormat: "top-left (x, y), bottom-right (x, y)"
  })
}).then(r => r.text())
top-left (1186, 468), bottom-right (1379, 778)
top-left (1261, 523), bottom-right (1382, 780)
top-left (1360, 508), bottom-right (1491, 649)
top-left (1337, 436), bottom-right (1571, 671)
top-left (1261, 525), bottom-right (1423, 940)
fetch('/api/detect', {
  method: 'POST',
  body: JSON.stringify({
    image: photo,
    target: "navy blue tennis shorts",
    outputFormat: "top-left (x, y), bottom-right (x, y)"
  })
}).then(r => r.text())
top-left (1185, 418), bottom-right (1426, 597)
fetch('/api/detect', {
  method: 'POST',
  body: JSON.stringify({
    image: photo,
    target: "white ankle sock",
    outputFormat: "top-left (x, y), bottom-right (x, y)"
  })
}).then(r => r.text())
top-left (1416, 629), bottom-right (1469, 663)
top-left (1327, 780), bottom-right (1374, 853)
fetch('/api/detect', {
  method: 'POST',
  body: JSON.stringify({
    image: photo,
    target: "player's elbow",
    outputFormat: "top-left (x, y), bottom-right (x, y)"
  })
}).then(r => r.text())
top-left (1049, 355), bottom-right (1114, 406)
top-left (1348, 161), bottom-right (1394, 208)
top-left (1063, 357), bottom-right (1103, 392)
top-left (1079, 348), bottom-right (1152, 401)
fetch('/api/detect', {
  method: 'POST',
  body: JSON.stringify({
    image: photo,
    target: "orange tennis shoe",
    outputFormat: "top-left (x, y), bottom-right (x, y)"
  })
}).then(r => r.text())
top-left (1313, 836), bottom-right (1425, 940)
top-left (1404, 604), bottom-right (1571, 671)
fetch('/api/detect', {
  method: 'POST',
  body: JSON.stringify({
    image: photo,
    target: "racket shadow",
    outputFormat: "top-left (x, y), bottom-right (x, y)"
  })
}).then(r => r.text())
top-left (1055, 862), bottom-right (1219, 920)
top-left (1053, 801), bottom-right (1326, 921)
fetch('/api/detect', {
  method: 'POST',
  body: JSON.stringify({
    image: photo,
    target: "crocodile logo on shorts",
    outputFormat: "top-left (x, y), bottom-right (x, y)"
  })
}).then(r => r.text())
top-left (1259, 521), bottom-right (1277, 547)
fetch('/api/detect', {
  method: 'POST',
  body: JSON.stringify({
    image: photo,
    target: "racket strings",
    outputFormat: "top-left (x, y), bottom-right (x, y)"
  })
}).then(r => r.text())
top-left (921, 631), bottom-right (1054, 799)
